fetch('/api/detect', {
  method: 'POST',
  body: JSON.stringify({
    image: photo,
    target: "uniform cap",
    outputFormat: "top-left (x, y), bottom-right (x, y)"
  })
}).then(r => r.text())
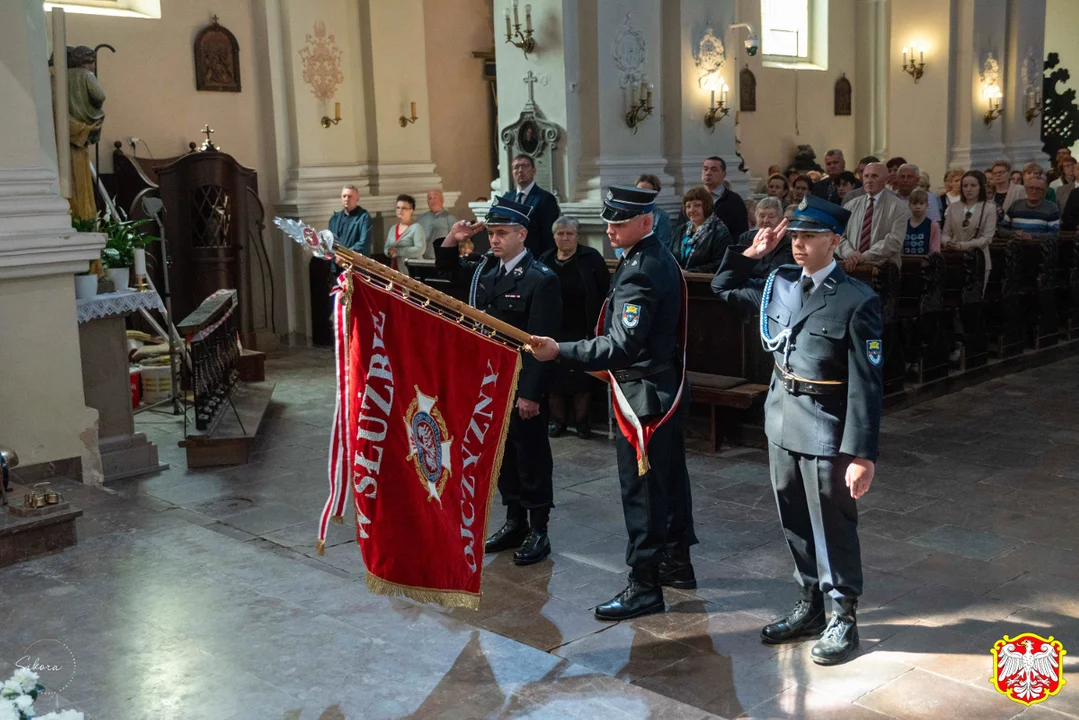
top-left (601, 185), bottom-right (658, 224)
top-left (485, 196), bottom-right (532, 227)
top-left (787, 194), bottom-right (851, 234)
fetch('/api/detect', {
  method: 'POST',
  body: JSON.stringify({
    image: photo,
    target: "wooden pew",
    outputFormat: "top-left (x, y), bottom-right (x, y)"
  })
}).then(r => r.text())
top-left (985, 239), bottom-right (1025, 357)
top-left (1058, 231), bottom-right (1079, 339)
top-left (940, 248), bottom-right (988, 370)
top-left (899, 253), bottom-right (951, 383)
top-left (1015, 235), bottom-right (1059, 349)
top-left (848, 263), bottom-right (904, 394)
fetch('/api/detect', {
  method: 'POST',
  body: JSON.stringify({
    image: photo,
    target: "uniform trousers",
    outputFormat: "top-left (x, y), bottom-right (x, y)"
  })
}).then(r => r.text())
top-left (498, 400), bottom-right (554, 510)
top-left (613, 404), bottom-right (697, 568)
top-left (767, 442), bottom-right (863, 604)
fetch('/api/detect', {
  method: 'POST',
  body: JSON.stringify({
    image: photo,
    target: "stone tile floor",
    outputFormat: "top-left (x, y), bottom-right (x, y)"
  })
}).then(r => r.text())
top-left (2, 348), bottom-right (1079, 719)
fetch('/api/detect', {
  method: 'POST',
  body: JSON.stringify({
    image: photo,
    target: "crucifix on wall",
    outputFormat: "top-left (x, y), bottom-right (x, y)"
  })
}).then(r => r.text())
top-left (500, 71), bottom-right (562, 198)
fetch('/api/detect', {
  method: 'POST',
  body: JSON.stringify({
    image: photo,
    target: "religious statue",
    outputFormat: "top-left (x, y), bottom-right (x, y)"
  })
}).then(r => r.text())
top-left (55, 45), bottom-right (106, 221)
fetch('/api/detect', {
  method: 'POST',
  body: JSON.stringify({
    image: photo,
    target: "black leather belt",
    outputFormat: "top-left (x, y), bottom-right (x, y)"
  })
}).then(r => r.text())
top-left (773, 366), bottom-right (846, 396)
top-left (612, 361), bottom-right (674, 383)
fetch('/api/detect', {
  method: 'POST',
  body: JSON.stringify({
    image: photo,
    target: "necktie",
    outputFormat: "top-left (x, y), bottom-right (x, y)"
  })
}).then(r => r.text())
top-left (800, 275), bottom-right (815, 305)
top-left (858, 196), bottom-right (875, 252)
top-left (495, 264), bottom-right (507, 283)
top-left (516, 191), bottom-right (525, 204)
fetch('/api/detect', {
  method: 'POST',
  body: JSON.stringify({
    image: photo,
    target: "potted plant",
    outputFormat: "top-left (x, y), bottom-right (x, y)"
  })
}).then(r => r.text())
top-left (74, 214), bottom-right (157, 293)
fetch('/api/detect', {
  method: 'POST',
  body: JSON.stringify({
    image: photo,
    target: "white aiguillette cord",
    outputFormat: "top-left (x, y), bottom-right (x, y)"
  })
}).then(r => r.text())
top-left (759, 268), bottom-right (794, 371)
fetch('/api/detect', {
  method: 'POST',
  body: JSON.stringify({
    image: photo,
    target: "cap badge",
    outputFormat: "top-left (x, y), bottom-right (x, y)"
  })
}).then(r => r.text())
top-left (798, 198), bottom-right (809, 211)
top-left (606, 190), bottom-right (614, 202)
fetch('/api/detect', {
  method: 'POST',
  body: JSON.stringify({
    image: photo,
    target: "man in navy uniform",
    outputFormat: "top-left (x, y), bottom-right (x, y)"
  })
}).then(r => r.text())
top-left (530, 186), bottom-right (696, 621)
top-left (711, 194), bottom-right (883, 665)
top-left (436, 197), bottom-right (562, 566)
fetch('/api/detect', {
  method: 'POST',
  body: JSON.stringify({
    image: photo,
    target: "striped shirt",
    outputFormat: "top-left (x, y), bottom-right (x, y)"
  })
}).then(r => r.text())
top-left (1004, 199), bottom-right (1061, 234)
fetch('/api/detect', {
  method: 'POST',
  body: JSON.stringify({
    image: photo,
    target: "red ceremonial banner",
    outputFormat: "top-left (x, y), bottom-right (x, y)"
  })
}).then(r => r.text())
top-left (319, 275), bottom-right (521, 609)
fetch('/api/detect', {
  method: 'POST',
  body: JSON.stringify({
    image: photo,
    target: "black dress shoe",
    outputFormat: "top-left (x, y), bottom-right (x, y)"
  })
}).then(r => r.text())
top-left (513, 529), bottom-right (551, 565)
top-left (811, 610), bottom-right (859, 665)
top-left (575, 425), bottom-right (591, 440)
top-left (760, 596), bottom-right (827, 644)
top-left (658, 553), bottom-right (697, 589)
top-left (485, 519), bottom-right (528, 554)
top-left (594, 568), bottom-right (665, 621)
top-left (548, 423), bottom-right (566, 438)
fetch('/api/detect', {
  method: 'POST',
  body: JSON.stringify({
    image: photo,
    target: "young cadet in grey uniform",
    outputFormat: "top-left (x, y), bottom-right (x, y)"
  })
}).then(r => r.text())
top-left (711, 194), bottom-right (883, 665)
top-left (436, 197), bottom-right (562, 566)
top-left (530, 186), bottom-right (696, 621)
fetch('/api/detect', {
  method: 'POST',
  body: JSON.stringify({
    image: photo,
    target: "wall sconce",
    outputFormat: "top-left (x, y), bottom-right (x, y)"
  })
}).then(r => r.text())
top-left (901, 46), bottom-right (926, 83)
top-left (703, 79), bottom-right (730, 132)
top-left (321, 102), bottom-right (341, 128)
top-left (399, 101), bottom-right (418, 128)
top-left (983, 84), bottom-right (1003, 126)
top-left (625, 77), bottom-right (653, 134)
top-left (504, 0), bottom-right (536, 57)
top-left (1025, 86), bottom-right (1043, 124)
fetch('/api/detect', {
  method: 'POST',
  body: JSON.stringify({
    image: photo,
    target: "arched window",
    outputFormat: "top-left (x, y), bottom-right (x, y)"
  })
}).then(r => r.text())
top-left (761, 0), bottom-right (828, 71)
top-left (44, 1), bottom-right (161, 20)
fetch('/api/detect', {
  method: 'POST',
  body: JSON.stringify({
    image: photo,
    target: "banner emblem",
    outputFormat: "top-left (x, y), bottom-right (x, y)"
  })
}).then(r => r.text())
top-left (405, 387), bottom-right (454, 503)
top-left (866, 339), bottom-right (882, 366)
top-left (991, 633), bottom-right (1066, 706)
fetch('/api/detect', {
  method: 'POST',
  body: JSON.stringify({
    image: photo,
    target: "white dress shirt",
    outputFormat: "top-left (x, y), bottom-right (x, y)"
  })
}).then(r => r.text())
top-left (499, 249), bottom-right (529, 275)
top-left (514, 182), bottom-right (536, 203)
top-left (801, 260), bottom-right (837, 295)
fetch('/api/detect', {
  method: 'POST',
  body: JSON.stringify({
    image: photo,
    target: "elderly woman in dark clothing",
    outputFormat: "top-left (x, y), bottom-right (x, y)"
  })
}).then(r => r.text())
top-left (736, 197), bottom-right (795, 277)
top-left (539, 216), bottom-right (611, 439)
top-left (670, 187), bottom-right (732, 274)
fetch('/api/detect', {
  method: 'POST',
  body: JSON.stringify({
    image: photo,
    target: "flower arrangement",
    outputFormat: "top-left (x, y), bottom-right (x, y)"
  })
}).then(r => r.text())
top-left (0, 668), bottom-right (83, 720)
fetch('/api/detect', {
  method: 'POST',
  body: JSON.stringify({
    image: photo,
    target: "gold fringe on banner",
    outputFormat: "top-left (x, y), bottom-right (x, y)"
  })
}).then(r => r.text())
top-left (317, 539), bottom-right (326, 556)
top-left (331, 515), bottom-right (344, 525)
top-left (365, 572), bottom-right (482, 610)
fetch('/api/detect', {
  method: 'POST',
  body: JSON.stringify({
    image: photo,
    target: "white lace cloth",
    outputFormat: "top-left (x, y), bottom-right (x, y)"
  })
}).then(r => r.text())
top-left (76, 290), bottom-right (164, 324)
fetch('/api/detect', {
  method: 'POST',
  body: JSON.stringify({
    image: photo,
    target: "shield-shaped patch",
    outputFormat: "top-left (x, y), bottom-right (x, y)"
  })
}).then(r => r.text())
top-left (866, 339), bottom-right (883, 366)
top-left (621, 303), bottom-right (640, 329)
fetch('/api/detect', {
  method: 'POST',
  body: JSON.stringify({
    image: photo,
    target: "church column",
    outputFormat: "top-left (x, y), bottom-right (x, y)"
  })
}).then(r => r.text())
top-left (0, 0), bottom-right (105, 481)
top-left (948, 0), bottom-right (1010, 172)
top-left (855, 0), bottom-right (890, 161)
top-left (1002, 0), bottom-right (1048, 165)
top-left (268, 0), bottom-right (454, 344)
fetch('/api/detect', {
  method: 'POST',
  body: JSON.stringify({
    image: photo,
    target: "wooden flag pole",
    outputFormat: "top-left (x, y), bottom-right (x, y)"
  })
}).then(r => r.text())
top-left (335, 247), bottom-right (608, 382)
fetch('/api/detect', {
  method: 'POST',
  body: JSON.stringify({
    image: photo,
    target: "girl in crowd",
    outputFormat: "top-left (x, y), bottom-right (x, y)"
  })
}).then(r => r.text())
top-left (943, 171), bottom-right (995, 290)
top-left (939, 167), bottom-right (964, 218)
top-left (904, 189), bottom-right (941, 256)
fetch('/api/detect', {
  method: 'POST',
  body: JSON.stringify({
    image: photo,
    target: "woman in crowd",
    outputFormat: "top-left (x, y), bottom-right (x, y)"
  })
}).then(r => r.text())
top-left (939, 167), bottom-right (965, 218)
top-left (635, 174), bottom-right (673, 251)
top-left (943, 170), bottom-right (995, 290)
top-left (736, 197), bottom-right (794, 277)
top-left (765, 173), bottom-right (790, 205)
top-left (384, 194), bottom-right (426, 276)
top-left (788, 174), bottom-right (812, 209)
top-left (1010, 170), bottom-right (1024, 186)
top-left (1051, 155), bottom-right (1076, 210)
top-left (539, 216), bottom-right (610, 440)
top-left (670, 187), bottom-right (731, 274)
top-left (745, 198), bottom-right (758, 230)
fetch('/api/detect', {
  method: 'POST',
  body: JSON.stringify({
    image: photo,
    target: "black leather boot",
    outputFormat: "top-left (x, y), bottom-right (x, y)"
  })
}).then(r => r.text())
top-left (514, 508), bottom-right (551, 565)
top-left (594, 568), bottom-right (665, 621)
top-left (811, 600), bottom-right (859, 665)
top-left (547, 422), bottom-right (565, 438)
top-left (485, 506), bottom-right (527, 554)
top-left (760, 593), bottom-right (827, 644)
top-left (658, 549), bottom-right (696, 589)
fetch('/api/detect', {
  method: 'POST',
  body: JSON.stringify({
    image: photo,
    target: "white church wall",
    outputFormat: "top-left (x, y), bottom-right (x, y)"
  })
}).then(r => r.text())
top-left (888, 0), bottom-right (952, 190)
top-left (735, 0), bottom-right (858, 183)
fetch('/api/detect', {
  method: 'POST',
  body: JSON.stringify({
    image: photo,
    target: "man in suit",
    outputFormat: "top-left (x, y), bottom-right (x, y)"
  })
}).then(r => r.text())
top-left (702, 156), bottom-right (749, 237)
top-left (811, 149), bottom-right (846, 205)
top-left (503, 154), bottom-right (561, 257)
top-left (530, 185), bottom-right (696, 621)
top-left (836, 162), bottom-right (909, 270)
top-left (711, 194), bottom-right (884, 666)
top-left (435, 197), bottom-right (562, 566)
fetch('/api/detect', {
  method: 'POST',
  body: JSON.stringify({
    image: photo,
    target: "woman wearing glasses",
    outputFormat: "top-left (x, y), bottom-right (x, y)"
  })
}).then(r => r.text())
top-left (942, 170), bottom-right (995, 291)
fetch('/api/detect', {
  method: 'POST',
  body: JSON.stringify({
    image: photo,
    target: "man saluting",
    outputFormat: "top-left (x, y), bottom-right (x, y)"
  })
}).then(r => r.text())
top-left (711, 195), bottom-right (883, 665)
top-left (436, 197), bottom-right (562, 567)
top-left (530, 186), bottom-right (696, 621)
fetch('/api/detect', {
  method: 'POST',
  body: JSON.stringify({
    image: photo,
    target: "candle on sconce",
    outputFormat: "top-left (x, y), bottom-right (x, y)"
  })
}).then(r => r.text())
top-left (631, 82), bottom-right (638, 106)
top-left (524, 3), bottom-right (532, 31)
top-left (722, 83), bottom-right (729, 104)
top-left (902, 46), bottom-right (908, 64)
top-left (919, 47), bottom-right (924, 64)
top-left (334, 101), bottom-right (340, 120)
top-left (410, 101), bottom-right (417, 119)
top-left (512, 0), bottom-right (519, 26)
top-left (646, 83), bottom-right (653, 106)
top-left (504, 9), bottom-right (511, 35)
top-left (710, 89), bottom-right (716, 109)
